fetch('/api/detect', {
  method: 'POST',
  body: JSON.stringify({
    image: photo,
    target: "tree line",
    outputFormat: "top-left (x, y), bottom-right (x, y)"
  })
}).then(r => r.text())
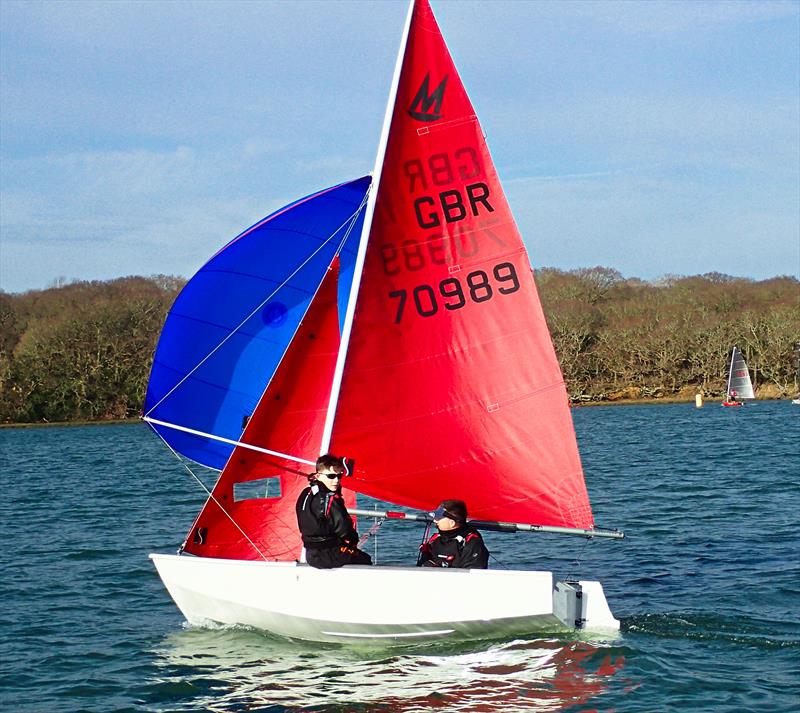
top-left (1, 269), bottom-right (797, 424)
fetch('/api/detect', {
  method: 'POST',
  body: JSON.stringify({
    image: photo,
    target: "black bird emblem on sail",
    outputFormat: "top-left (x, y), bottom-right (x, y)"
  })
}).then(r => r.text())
top-left (408, 73), bottom-right (448, 121)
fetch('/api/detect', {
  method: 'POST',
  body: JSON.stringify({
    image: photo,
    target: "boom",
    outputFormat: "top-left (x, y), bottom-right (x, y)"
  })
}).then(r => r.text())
top-left (349, 508), bottom-right (625, 540)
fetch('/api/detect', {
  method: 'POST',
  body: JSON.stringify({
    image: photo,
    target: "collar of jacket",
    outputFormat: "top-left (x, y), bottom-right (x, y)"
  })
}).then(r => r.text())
top-left (437, 525), bottom-right (470, 541)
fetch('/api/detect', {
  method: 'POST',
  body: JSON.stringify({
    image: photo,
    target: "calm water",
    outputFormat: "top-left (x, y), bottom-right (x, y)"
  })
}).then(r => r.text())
top-left (1, 401), bottom-right (798, 712)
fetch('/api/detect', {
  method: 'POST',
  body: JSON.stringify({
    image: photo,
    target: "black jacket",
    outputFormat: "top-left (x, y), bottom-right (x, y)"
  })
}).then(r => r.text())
top-left (418, 525), bottom-right (489, 569)
top-left (295, 480), bottom-right (359, 550)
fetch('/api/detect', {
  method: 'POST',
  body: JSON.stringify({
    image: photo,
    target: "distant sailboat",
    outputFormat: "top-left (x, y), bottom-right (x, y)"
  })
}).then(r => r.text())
top-left (722, 346), bottom-right (755, 407)
top-left (145, 0), bottom-right (623, 643)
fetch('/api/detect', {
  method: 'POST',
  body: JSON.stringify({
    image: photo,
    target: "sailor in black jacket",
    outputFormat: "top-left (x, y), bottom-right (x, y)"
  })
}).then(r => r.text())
top-left (295, 454), bottom-right (372, 569)
top-left (418, 499), bottom-right (489, 569)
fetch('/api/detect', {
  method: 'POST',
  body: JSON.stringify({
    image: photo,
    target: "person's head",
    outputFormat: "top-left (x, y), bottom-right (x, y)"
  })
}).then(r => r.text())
top-left (431, 499), bottom-right (467, 532)
top-left (314, 454), bottom-right (345, 490)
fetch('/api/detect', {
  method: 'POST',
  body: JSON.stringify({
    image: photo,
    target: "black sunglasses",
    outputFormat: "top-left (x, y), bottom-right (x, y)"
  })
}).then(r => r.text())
top-left (317, 471), bottom-right (342, 479)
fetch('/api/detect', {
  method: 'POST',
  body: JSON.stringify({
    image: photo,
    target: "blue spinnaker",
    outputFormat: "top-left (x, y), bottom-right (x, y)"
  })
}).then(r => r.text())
top-left (144, 176), bottom-right (370, 469)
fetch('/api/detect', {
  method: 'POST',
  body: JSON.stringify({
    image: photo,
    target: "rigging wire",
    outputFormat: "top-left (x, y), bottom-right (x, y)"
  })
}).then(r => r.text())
top-left (145, 193), bottom-right (369, 418)
top-left (148, 422), bottom-right (270, 563)
top-left (562, 536), bottom-right (592, 582)
top-left (144, 193), bottom-right (370, 565)
top-left (335, 186), bottom-right (370, 258)
top-left (487, 550), bottom-right (509, 570)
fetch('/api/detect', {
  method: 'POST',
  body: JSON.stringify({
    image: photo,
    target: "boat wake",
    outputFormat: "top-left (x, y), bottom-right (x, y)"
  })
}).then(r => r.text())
top-left (144, 628), bottom-right (629, 712)
top-left (623, 612), bottom-right (800, 650)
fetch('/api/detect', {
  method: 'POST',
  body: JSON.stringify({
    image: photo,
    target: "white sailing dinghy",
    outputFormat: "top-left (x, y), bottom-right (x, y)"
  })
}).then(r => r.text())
top-left (145, 0), bottom-right (623, 644)
top-left (722, 346), bottom-right (755, 407)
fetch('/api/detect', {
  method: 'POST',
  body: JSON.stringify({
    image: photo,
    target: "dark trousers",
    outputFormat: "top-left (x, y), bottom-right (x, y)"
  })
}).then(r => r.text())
top-left (306, 545), bottom-right (373, 569)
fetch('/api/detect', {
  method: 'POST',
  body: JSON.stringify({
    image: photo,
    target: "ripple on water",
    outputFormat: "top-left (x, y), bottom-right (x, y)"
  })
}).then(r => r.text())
top-left (1, 406), bottom-right (799, 711)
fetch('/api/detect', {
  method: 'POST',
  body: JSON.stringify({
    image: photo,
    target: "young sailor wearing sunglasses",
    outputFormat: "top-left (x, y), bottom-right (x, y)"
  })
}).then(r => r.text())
top-left (295, 454), bottom-right (372, 569)
top-left (417, 499), bottom-right (489, 569)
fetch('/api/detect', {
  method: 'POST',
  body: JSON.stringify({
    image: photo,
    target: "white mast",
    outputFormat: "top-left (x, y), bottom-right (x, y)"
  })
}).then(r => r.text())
top-left (319, 0), bottom-right (415, 453)
top-left (726, 346), bottom-right (736, 398)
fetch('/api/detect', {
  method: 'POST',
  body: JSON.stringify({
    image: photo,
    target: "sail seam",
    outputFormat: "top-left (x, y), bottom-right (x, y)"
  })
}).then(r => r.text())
top-left (343, 322), bottom-right (552, 375)
top-left (330, 379), bottom-right (566, 433)
top-left (487, 380), bottom-right (566, 410)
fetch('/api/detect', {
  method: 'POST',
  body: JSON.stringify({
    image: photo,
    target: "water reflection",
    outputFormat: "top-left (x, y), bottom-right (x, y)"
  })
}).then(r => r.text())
top-left (146, 626), bottom-right (627, 711)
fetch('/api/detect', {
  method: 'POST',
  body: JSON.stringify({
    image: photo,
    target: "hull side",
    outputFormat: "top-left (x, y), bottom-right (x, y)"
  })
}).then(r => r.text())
top-left (150, 554), bottom-right (618, 643)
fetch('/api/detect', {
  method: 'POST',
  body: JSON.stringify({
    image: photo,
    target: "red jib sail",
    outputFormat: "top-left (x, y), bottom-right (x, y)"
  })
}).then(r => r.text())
top-left (330, 0), bottom-right (593, 529)
top-left (183, 259), bottom-right (355, 560)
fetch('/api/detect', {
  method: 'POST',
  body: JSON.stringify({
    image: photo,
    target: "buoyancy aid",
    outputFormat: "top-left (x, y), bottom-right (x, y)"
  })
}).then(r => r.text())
top-left (420, 526), bottom-right (489, 569)
top-left (296, 484), bottom-right (337, 549)
top-left (295, 482), bottom-right (359, 550)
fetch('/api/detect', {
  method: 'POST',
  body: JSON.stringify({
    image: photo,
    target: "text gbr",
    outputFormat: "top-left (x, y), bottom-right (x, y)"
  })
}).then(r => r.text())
top-left (383, 148), bottom-right (523, 323)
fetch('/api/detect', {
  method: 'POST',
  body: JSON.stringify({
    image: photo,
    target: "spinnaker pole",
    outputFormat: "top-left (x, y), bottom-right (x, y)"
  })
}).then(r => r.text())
top-left (143, 416), bottom-right (316, 467)
top-left (349, 508), bottom-right (625, 540)
top-left (319, 0), bottom-right (415, 454)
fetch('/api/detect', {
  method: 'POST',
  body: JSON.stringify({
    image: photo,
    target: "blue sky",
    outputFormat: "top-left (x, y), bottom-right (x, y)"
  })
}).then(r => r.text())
top-left (1, 0), bottom-right (798, 293)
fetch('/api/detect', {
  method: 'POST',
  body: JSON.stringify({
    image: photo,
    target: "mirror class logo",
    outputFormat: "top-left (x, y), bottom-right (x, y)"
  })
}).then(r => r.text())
top-left (408, 73), bottom-right (448, 121)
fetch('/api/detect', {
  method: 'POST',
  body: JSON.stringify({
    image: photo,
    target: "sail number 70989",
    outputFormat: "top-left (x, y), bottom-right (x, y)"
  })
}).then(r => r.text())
top-left (388, 262), bottom-right (520, 324)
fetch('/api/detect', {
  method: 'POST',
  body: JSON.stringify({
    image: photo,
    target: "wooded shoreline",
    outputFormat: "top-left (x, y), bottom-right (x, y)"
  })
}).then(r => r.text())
top-left (1, 269), bottom-right (798, 425)
top-left (0, 394), bottom-right (790, 430)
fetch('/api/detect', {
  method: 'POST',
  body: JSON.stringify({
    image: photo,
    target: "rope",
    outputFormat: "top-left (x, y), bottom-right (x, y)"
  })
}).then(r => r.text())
top-left (149, 423), bottom-right (270, 562)
top-left (488, 551), bottom-right (509, 570)
top-left (562, 537), bottom-right (592, 582)
top-left (145, 191), bottom-right (370, 559)
top-left (359, 517), bottom-right (384, 547)
top-left (335, 188), bottom-right (370, 258)
top-left (145, 196), bottom-right (369, 418)
top-left (415, 521), bottom-right (432, 567)
top-left (352, 511), bottom-right (384, 564)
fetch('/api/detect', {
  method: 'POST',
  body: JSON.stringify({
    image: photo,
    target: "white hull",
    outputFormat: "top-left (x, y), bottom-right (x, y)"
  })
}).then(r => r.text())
top-left (150, 554), bottom-right (619, 644)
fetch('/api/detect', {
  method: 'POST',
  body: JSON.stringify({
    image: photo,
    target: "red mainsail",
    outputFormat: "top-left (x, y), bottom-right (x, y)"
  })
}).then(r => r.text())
top-left (183, 260), bottom-right (355, 560)
top-left (330, 0), bottom-right (593, 529)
